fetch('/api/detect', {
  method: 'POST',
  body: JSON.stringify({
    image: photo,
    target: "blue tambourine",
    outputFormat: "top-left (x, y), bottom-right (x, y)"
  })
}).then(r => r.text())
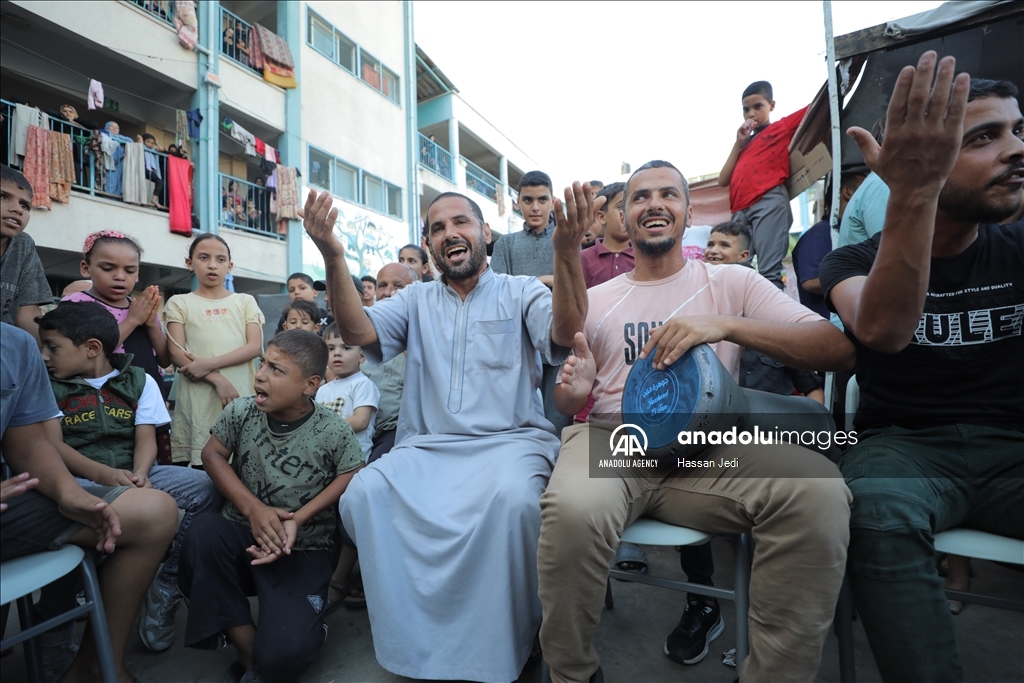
top-left (621, 346), bottom-right (702, 450)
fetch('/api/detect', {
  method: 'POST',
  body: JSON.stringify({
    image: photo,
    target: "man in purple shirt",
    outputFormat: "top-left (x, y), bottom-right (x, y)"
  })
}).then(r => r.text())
top-left (580, 182), bottom-right (634, 288)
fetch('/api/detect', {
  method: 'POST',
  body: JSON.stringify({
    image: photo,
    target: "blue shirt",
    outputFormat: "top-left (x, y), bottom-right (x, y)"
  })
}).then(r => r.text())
top-left (0, 323), bottom-right (62, 439)
top-left (792, 220), bottom-right (833, 319)
top-left (839, 172), bottom-right (889, 247)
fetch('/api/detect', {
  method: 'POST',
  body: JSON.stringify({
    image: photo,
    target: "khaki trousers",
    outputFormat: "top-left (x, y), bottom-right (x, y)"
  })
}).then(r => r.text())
top-left (538, 424), bottom-right (852, 683)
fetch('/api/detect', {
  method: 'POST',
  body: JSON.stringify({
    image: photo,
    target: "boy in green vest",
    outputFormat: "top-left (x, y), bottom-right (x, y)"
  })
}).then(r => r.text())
top-left (37, 301), bottom-right (222, 652)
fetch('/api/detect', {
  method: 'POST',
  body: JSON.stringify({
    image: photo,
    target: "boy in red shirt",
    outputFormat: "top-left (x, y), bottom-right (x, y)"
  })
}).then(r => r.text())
top-left (718, 81), bottom-right (808, 289)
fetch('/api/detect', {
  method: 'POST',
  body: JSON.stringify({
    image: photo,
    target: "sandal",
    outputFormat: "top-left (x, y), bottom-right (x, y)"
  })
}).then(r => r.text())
top-left (613, 541), bottom-right (648, 576)
top-left (324, 580), bottom-right (347, 616)
top-left (343, 576), bottom-right (367, 609)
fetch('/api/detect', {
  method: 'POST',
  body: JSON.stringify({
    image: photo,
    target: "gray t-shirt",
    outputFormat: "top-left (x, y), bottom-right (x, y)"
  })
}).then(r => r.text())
top-left (361, 353), bottom-right (405, 436)
top-left (0, 232), bottom-right (52, 326)
top-left (489, 221), bottom-right (556, 277)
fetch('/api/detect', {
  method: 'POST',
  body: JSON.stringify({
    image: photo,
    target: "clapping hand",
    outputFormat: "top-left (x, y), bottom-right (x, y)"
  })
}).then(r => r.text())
top-left (556, 332), bottom-right (597, 402)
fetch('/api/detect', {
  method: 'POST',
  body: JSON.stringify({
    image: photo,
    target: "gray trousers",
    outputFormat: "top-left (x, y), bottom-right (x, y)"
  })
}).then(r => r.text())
top-left (732, 184), bottom-right (793, 289)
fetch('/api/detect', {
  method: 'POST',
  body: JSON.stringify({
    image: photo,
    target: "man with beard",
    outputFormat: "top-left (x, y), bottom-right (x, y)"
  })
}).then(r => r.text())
top-left (538, 160), bottom-right (855, 683)
top-left (300, 187), bottom-right (590, 681)
top-left (820, 57), bottom-right (1024, 682)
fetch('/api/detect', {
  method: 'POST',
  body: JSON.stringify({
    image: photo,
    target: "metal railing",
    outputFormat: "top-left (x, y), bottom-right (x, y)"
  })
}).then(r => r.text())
top-left (219, 173), bottom-right (281, 239)
top-left (462, 157), bottom-right (499, 202)
top-left (418, 133), bottom-right (453, 183)
top-left (127, 0), bottom-right (174, 24)
top-left (1, 98), bottom-right (169, 209)
top-left (220, 7), bottom-right (260, 73)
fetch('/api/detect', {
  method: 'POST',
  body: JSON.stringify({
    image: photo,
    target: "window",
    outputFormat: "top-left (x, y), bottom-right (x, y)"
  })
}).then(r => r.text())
top-left (309, 13), bottom-right (334, 59)
top-left (363, 175), bottom-right (384, 213)
top-left (335, 161), bottom-right (357, 202)
top-left (306, 9), bottom-right (400, 104)
top-left (306, 144), bottom-right (402, 219)
top-left (308, 147), bottom-right (332, 190)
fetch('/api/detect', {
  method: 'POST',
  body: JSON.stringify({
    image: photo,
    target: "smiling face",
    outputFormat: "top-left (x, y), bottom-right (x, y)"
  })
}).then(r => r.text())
top-left (253, 344), bottom-right (319, 419)
top-left (425, 196), bottom-right (491, 281)
top-left (324, 334), bottom-right (364, 379)
top-left (186, 237), bottom-right (233, 290)
top-left (742, 94), bottom-right (774, 129)
top-left (939, 95), bottom-right (1024, 223)
top-left (1, 180), bottom-right (33, 242)
top-left (519, 184), bottom-right (553, 231)
top-left (82, 241), bottom-right (141, 305)
top-left (704, 231), bottom-right (750, 264)
top-left (40, 330), bottom-right (95, 380)
top-left (625, 167), bottom-right (692, 258)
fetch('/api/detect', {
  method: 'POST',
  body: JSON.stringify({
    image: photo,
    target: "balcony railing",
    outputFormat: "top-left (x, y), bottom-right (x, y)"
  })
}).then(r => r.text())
top-left (2, 98), bottom-right (170, 209)
top-left (509, 187), bottom-right (522, 217)
top-left (220, 7), bottom-right (260, 73)
top-left (418, 133), bottom-right (453, 183)
top-left (127, 0), bottom-right (174, 24)
top-left (463, 157), bottom-right (499, 203)
top-left (219, 173), bottom-right (281, 239)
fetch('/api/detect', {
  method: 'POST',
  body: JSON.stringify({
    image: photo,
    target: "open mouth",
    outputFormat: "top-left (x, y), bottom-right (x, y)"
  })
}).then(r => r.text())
top-left (2, 217), bottom-right (22, 231)
top-left (640, 216), bottom-right (670, 232)
top-left (993, 168), bottom-right (1024, 188)
top-left (445, 243), bottom-right (469, 263)
top-left (254, 388), bottom-right (269, 405)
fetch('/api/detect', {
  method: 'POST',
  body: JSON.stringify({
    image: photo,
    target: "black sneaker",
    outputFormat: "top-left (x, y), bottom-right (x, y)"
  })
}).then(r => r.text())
top-left (664, 595), bottom-right (725, 665)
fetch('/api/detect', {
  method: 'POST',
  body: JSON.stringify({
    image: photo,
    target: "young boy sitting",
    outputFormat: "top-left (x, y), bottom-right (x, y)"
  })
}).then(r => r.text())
top-left (1, 165), bottom-right (53, 340)
top-left (275, 272), bottom-right (331, 333)
top-left (36, 301), bottom-right (222, 652)
top-left (179, 329), bottom-right (364, 683)
top-left (315, 322), bottom-right (380, 613)
top-left (717, 81), bottom-right (808, 289)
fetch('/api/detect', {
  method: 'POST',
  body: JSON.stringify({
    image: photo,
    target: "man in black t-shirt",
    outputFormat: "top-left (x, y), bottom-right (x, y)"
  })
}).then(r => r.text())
top-left (820, 53), bottom-right (1023, 683)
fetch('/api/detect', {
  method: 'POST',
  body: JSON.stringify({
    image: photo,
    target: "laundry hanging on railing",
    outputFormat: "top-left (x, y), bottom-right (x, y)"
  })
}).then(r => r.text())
top-left (251, 24), bottom-right (297, 89)
top-left (23, 125), bottom-right (52, 209)
top-left (174, 0), bottom-right (198, 50)
top-left (123, 142), bottom-right (149, 205)
top-left (11, 104), bottom-right (49, 163)
top-left (275, 166), bottom-right (299, 234)
top-left (87, 79), bottom-right (104, 110)
top-left (167, 155), bottom-right (194, 237)
top-left (48, 130), bottom-right (75, 204)
top-left (186, 108), bottom-right (203, 140)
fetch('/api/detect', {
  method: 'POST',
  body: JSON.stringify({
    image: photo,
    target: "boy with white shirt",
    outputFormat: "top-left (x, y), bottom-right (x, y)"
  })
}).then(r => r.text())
top-left (316, 322), bottom-right (380, 459)
top-left (37, 301), bottom-right (221, 652)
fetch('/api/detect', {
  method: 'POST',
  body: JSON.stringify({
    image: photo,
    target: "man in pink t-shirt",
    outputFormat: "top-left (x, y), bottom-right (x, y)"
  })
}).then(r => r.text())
top-left (537, 161), bottom-right (855, 683)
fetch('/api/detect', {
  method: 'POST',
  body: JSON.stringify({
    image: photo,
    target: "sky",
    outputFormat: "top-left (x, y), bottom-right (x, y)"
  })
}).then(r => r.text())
top-left (415, 0), bottom-right (945, 188)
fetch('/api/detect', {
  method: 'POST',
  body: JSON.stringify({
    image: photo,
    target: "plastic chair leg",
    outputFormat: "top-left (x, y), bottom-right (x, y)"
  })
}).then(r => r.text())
top-left (15, 596), bottom-right (46, 682)
top-left (835, 575), bottom-right (857, 683)
top-left (79, 553), bottom-right (117, 683)
top-left (733, 533), bottom-right (751, 672)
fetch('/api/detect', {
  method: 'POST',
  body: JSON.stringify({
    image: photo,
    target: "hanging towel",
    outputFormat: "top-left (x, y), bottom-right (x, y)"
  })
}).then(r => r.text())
top-left (186, 109), bottom-right (203, 139)
top-left (254, 138), bottom-right (265, 156)
top-left (263, 143), bottom-right (276, 163)
top-left (249, 23), bottom-right (266, 71)
top-left (23, 125), bottom-right (52, 209)
top-left (12, 104), bottom-right (49, 161)
top-left (48, 130), bottom-right (75, 204)
top-left (88, 80), bottom-right (104, 110)
top-left (122, 142), bottom-right (148, 205)
top-left (229, 120), bottom-right (257, 156)
top-left (266, 168), bottom-right (277, 189)
top-left (259, 157), bottom-right (276, 175)
top-left (275, 166), bottom-right (299, 221)
top-left (167, 155), bottom-right (194, 237)
top-left (175, 110), bottom-right (189, 146)
top-left (174, 0), bottom-right (198, 50)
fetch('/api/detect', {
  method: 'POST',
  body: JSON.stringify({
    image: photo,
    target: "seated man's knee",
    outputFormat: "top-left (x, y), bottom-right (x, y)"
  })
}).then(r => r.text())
top-left (118, 488), bottom-right (178, 543)
top-left (254, 627), bottom-right (323, 682)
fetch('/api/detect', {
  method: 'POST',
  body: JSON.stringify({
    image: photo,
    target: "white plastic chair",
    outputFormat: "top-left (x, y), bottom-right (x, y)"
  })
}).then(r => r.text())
top-left (1, 546), bottom-right (118, 683)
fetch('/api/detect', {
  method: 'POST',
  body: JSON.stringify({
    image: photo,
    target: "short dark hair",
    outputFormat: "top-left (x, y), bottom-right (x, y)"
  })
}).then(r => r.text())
top-left (266, 329), bottom-right (328, 379)
top-left (423, 193), bottom-right (485, 234)
top-left (38, 302), bottom-right (120, 359)
top-left (142, 133), bottom-right (156, 142)
top-left (281, 299), bottom-right (321, 323)
top-left (742, 81), bottom-right (773, 101)
top-left (968, 78), bottom-right (1018, 102)
top-left (400, 243), bottom-right (430, 261)
top-left (839, 172), bottom-right (866, 190)
top-left (710, 220), bottom-right (751, 250)
top-left (596, 182), bottom-right (625, 212)
top-left (360, 275), bottom-right (377, 286)
top-left (518, 170), bottom-right (552, 193)
top-left (588, 180), bottom-right (604, 190)
top-left (287, 272), bottom-right (315, 287)
top-left (624, 160), bottom-right (690, 205)
top-left (189, 233), bottom-right (231, 260)
top-left (351, 275), bottom-right (364, 296)
top-left (1, 164), bottom-right (33, 195)
top-left (322, 322), bottom-right (361, 348)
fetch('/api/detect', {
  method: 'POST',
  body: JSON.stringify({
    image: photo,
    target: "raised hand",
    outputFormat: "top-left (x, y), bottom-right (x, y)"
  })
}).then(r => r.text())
top-left (640, 316), bottom-right (731, 369)
top-left (847, 51), bottom-right (969, 196)
top-left (127, 286), bottom-right (158, 327)
top-left (552, 182), bottom-right (602, 252)
top-left (299, 189), bottom-right (344, 259)
top-left (557, 332), bottom-right (596, 401)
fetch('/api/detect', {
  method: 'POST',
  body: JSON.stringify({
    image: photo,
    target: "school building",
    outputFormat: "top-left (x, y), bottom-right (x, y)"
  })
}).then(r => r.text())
top-left (1, 0), bottom-right (537, 298)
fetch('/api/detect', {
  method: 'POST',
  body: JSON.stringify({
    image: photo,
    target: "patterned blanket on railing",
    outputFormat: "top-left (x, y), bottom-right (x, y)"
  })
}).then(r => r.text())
top-left (253, 24), bottom-right (293, 68)
top-left (252, 24), bottom-right (296, 89)
top-left (48, 130), bottom-right (75, 204)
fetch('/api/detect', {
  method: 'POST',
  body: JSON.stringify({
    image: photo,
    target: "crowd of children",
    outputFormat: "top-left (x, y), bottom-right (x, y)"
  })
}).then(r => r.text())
top-left (4, 64), bottom-right (1007, 683)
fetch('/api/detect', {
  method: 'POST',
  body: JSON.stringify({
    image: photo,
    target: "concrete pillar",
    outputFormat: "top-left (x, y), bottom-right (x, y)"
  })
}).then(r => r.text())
top-left (403, 1), bottom-right (419, 243)
top-left (279, 0), bottom-right (303, 282)
top-left (193, 0), bottom-right (220, 238)
top-left (448, 117), bottom-right (464, 190)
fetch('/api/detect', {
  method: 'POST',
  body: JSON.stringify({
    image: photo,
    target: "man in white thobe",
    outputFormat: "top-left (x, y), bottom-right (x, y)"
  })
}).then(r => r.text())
top-left (301, 187), bottom-right (593, 682)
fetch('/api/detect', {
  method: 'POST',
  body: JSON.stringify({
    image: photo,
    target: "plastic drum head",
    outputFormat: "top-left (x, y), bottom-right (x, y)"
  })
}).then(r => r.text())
top-left (622, 347), bottom-right (701, 449)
